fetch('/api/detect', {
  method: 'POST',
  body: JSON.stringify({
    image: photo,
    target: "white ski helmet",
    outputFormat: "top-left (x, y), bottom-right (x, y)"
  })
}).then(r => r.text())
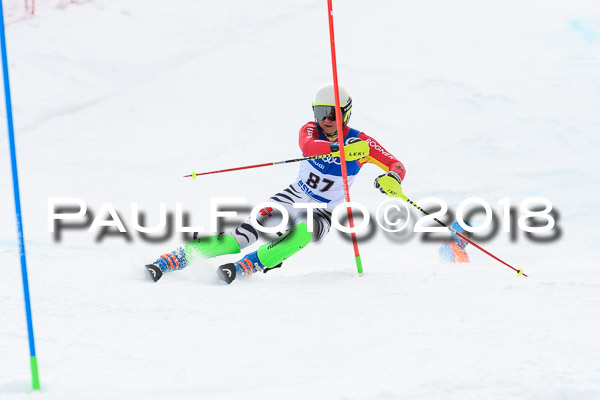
top-left (312, 83), bottom-right (352, 127)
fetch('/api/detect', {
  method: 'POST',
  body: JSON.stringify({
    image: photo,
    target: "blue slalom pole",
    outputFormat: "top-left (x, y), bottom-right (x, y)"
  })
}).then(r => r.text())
top-left (0, 3), bottom-right (41, 391)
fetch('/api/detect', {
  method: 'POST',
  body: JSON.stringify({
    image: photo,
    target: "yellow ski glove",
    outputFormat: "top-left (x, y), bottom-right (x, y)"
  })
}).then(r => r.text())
top-left (330, 138), bottom-right (369, 161)
top-left (374, 171), bottom-right (403, 197)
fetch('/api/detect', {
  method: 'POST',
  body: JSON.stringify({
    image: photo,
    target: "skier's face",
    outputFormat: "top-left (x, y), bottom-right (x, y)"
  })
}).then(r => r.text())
top-left (318, 118), bottom-right (337, 135)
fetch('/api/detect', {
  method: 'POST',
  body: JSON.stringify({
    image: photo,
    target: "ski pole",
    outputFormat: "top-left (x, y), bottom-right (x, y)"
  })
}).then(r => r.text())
top-left (377, 175), bottom-right (527, 277)
top-left (184, 153), bottom-right (336, 179)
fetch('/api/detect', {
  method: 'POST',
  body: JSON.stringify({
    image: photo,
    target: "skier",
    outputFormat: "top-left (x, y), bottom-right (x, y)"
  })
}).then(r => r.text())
top-left (145, 84), bottom-right (407, 284)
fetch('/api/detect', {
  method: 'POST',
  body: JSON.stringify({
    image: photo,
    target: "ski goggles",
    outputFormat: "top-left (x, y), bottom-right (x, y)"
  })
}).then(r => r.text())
top-left (313, 103), bottom-right (352, 125)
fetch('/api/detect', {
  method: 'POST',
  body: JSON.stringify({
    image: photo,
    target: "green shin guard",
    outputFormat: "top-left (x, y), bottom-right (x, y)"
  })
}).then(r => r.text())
top-left (257, 222), bottom-right (312, 268)
top-left (184, 233), bottom-right (241, 262)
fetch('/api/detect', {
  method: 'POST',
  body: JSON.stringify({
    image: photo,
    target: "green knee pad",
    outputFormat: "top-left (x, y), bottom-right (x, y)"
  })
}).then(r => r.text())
top-left (257, 222), bottom-right (312, 268)
top-left (184, 233), bottom-right (240, 262)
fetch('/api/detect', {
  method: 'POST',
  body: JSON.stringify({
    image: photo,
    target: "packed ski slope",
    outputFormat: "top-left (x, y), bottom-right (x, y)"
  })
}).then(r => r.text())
top-left (1, 1), bottom-right (599, 399)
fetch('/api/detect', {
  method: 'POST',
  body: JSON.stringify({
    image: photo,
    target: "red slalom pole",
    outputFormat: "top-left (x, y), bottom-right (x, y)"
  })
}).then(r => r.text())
top-left (327, 0), bottom-right (364, 275)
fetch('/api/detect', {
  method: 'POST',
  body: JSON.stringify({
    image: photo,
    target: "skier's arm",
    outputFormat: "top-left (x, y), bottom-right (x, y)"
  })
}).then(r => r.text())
top-left (298, 123), bottom-right (333, 156)
top-left (357, 132), bottom-right (406, 181)
top-left (299, 123), bottom-right (369, 160)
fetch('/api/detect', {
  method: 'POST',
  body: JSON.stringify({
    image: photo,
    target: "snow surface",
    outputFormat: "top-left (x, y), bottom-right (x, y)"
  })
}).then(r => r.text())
top-left (1, 1), bottom-right (600, 399)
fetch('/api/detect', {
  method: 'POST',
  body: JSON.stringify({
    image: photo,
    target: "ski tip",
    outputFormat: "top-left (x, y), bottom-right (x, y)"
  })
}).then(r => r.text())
top-left (217, 263), bottom-right (236, 284)
top-left (145, 264), bottom-right (163, 282)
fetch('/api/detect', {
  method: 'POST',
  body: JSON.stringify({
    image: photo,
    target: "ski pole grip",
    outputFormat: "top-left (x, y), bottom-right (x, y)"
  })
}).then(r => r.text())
top-left (377, 175), bottom-right (405, 199)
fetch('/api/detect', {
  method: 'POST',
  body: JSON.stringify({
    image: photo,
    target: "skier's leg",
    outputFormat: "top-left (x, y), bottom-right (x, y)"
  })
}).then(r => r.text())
top-left (184, 232), bottom-right (241, 260)
top-left (224, 183), bottom-right (306, 249)
top-left (182, 199), bottom-right (294, 261)
top-left (178, 203), bottom-right (290, 264)
top-left (189, 182), bottom-right (304, 260)
top-left (217, 222), bottom-right (312, 283)
top-left (217, 205), bottom-right (333, 283)
top-left (146, 184), bottom-right (301, 281)
top-left (300, 206), bottom-right (333, 243)
top-left (145, 231), bottom-right (242, 281)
